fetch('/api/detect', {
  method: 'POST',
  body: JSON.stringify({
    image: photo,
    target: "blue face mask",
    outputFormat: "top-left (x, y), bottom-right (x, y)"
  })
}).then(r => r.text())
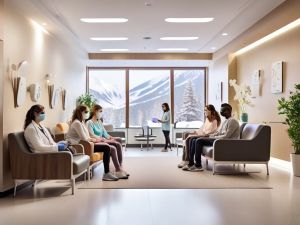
top-left (38, 113), bottom-right (46, 121)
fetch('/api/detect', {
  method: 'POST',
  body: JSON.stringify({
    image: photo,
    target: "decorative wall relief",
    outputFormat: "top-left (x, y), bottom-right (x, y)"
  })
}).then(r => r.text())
top-left (251, 70), bottom-right (260, 98)
top-left (10, 60), bottom-right (28, 107)
top-left (27, 84), bottom-right (41, 102)
top-left (61, 89), bottom-right (67, 110)
top-left (271, 61), bottom-right (283, 94)
top-left (48, 85), bottom-right (60, 108)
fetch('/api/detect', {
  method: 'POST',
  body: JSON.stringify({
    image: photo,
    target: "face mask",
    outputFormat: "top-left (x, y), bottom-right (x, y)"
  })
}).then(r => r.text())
top-left (38, 113), bottom-right (45, 122)
top-left (96, 112), bottom-right (102, 120)
top-left (82, 112), bottom-right (90, 120)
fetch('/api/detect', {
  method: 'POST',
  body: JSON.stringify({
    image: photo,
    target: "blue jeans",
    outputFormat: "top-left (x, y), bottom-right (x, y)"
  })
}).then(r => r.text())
top-left (189, 138), bottom-right (216, 167)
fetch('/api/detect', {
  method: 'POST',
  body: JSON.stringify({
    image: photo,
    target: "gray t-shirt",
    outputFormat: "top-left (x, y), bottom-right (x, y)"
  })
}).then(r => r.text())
top-left (210, 117), bottom-right (240, 139)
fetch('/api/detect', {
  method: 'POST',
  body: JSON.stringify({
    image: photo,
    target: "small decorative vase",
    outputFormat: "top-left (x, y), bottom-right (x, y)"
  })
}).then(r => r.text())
top-left (240, 112), bottom-right (248, 122)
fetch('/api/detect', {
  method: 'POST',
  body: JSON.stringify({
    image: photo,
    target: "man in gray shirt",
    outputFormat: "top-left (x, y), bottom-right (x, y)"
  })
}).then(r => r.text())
top-left (186, 103), bottom-right (240, 171)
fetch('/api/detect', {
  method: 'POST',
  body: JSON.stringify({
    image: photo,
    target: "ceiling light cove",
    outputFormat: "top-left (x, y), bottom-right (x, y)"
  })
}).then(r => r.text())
top-left (91, 37), bottom-right (128, 41)
top-left (80, 18), bottom-right (128, 23)
top-left (100, 49), bottom-right (129, 52)
top-left (165, 18), bottom-right (214, 23)
top-left (157, 48), bottom-right (189, 51)
top-left (160, 37), bottom-right (199, 40)
top-left (221, 32), bottom-right (228, 36)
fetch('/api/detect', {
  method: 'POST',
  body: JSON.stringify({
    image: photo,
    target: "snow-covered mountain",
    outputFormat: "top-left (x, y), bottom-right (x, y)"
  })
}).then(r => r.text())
top-left (89, 70), bottom-right (205, 126)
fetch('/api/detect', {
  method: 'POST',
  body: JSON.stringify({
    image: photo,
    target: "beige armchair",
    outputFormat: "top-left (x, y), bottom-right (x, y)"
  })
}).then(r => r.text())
top-left (8, 132), bottom-right (90, 196)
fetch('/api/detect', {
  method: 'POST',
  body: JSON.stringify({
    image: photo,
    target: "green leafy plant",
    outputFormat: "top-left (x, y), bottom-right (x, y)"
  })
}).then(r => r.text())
top-left (77, 93), bottom-right (97, 111)
top-left (278, 84), bottom-right (300, 154)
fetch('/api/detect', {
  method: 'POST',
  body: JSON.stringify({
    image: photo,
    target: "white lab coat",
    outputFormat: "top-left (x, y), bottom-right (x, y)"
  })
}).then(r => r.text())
top-left (24, 121), bottom-right (58, 153)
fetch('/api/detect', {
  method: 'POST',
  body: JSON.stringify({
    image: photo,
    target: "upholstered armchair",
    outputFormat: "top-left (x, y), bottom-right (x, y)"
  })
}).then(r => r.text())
top-left (202, 123), bottom-right (271, 175)
top-left (8, 132), bottom-right (90, 196)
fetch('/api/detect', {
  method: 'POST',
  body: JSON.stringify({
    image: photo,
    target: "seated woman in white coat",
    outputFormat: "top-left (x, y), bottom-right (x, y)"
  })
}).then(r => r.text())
top-left (24, 104), bottom-right (68, 153)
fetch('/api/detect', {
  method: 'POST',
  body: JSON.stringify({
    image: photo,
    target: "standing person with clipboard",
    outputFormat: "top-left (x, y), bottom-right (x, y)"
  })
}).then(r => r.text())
top-left (158, 103), bottom-right (171, 152)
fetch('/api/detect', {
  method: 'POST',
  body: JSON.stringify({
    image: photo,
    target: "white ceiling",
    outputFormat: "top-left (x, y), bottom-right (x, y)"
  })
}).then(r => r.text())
top-left (9, 0), bottom-right (286, 53)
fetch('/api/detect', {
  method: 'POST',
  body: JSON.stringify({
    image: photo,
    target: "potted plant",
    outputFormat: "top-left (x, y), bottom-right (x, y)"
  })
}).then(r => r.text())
top-left (76, 93), bottom-right (97, 111)
top-left (229, 79), bottom-right (252, 122)
top-left (278, 84), bottom-right (300, 176)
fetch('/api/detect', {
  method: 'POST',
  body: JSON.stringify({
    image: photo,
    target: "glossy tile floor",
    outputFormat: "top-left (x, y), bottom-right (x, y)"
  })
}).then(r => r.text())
top-left (0, 148), bottom-right (300, 225)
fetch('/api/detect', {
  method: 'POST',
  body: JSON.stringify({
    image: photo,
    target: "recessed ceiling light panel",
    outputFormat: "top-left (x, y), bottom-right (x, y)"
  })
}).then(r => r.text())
top-left (91, 37), bottom-right (128, 41)
top-left (157, 48), bottom-right (189, 51)
top-left (222, 32), bottom-right (228, 36)
top-left (165, 18), bottom-right (214, 23)
top-left (160, 37), bottom-right (199, 40)
top-left (101, 49), bottom-right (129, 52)
top-left (80, 18), bottom-right (128, 23)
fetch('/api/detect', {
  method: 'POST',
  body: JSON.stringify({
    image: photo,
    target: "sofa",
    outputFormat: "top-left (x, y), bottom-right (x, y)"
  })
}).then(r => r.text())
top-left (202, 123), bottom-right (271, 175)
top-left (8, 132), bottom-right (90, 196)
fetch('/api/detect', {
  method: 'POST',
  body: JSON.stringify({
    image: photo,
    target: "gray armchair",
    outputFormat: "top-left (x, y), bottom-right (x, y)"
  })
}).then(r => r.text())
top-left (202, 123), bottom-right (271, 175)
top-left (8, 132), bottom-right (90, 196)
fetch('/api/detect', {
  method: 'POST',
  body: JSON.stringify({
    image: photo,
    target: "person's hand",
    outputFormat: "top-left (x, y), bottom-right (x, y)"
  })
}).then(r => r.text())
top-left (158, 119), bottom-right (162, 123)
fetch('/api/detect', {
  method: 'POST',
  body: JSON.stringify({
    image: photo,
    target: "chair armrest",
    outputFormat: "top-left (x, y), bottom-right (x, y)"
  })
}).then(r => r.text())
top-left (107, 131), bottom-right (125, 138)
top-left (79, 140), bottom-right (94, 157)
top-left (69, 144), bottom-right (84, 154)
top-left (213, 139), bottom-right (269, 162)
top-left (12, 151), bottom-right (73, 180)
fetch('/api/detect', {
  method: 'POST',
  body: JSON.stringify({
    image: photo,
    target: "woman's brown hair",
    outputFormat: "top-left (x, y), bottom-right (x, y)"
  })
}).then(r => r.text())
top-left (72, 105), bottom-right (89, 122)
top-left (205, 104), bottom-right (221, 127)
top-left (24, 105), bottom-right (44, 130)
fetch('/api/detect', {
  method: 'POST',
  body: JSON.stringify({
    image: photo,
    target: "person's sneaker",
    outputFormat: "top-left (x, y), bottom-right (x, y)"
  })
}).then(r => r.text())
top-left (115, 170), bottom-right (128, 179)
top-left (188, 165), bottom-right (204, 172)
top-left (102, 172), bottom-right (119, 181)
top-left (161, 148), bottom-right (168, 152)
top-left (182, 164), bottom-right (192, 171)
top-left (178, 161), bottom-right (189, 168)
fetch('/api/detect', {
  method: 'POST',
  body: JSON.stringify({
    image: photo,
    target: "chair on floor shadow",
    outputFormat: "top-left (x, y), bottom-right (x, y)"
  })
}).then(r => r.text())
top-left (202, 123), bottom-right (271, 175)
top-left (8, 131), bottom-right (90, 196)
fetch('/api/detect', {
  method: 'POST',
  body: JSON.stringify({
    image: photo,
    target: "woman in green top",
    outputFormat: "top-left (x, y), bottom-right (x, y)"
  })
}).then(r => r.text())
top-left (158, 103), bottom-right (171, 152)
top-left (86, 104), bottom-right (129, 178)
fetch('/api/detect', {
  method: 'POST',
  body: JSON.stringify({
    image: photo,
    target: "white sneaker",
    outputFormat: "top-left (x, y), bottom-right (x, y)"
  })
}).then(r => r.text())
top-left (161, 148), bottom-right (168, 152)
top-left (182, 164), bottom-right (191, 171)
top-left (188, 165), bottom-right (204, 172)
top-left (102, 172), bottom-right (119, 181)
top-left (115, 170), bottom-right (128, 179)
top-left (178, 161), bottom-right (189, 168)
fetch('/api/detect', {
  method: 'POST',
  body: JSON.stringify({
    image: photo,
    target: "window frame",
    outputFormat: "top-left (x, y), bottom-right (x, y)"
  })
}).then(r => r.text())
top-left (86, 67), bottom-right (207, 128)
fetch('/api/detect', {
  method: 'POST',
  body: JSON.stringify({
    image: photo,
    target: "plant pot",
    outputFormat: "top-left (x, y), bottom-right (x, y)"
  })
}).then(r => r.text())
top-left (240, 112), bottom-right (248, 122)
top-left (290, 153), bottom-right (300, 177)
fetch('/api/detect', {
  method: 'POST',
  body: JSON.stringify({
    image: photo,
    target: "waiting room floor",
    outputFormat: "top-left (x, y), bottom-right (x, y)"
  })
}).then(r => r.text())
top-left (0, 148), bottom-right (299, 225)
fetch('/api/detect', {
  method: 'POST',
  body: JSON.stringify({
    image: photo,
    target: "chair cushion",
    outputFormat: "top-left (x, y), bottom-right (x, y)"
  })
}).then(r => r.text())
top-left (90, 152), bottom-right (103, 163)
top-left (73, 155), bottom-right (90, 174)
top-left (202, 146), bottom-right (214, 158)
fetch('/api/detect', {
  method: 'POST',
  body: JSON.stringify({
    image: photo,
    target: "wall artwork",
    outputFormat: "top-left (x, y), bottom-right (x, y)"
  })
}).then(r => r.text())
top-left (216, 81), bottom-right (223, 102)
top-left (271, 61), bottom-right (283, 94)
top-left (251, 70), bottom-right (260, 98)
top-left (48, 85), bottom-right (60, 108)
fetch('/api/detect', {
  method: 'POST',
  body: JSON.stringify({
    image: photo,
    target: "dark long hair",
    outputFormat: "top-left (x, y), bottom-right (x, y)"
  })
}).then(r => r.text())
top-left (162, 103), bottom-right (170, 112)
top-left (24, 105), bottom-right (44, 130)
top-left (87, 104), bottom-right (102, 121)
top-left (72, 105), bottom-right (88, 122)
top-left (206, 104), bottom-right (221, 127)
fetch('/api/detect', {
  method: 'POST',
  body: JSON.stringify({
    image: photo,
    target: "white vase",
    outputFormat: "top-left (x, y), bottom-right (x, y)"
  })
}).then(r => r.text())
top-left (290, 153), bottom-right (300, 177)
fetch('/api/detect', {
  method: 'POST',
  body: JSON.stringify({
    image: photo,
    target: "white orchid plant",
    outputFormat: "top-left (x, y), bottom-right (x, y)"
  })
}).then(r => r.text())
top-left (229, 79), bottom-right (252, 113)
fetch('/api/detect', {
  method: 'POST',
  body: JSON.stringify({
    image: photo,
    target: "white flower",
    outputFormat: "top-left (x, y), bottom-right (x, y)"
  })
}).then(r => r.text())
top-left (229, 79), bottom-right (252, 113)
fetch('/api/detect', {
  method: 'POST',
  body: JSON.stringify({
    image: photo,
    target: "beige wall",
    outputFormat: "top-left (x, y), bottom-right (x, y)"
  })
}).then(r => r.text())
top-left (236, 25), bottom-right (300, 161)
top-left (0, 4), bottom-right (88, 191)
top-left (208, 0), bottom-right (300, 161)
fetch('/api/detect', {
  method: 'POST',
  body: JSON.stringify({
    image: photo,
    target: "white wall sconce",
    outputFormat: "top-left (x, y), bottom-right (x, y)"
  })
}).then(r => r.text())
top-left (10, 60), bottom-right (28, 107)
top-left (27, 84), bottom-right (41, 102)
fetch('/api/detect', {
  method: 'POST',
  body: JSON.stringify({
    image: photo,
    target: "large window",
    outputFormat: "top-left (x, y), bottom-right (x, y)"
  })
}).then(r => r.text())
top-left (174, 70), bottom-right (205, 128)
top-left (129, 70), bottom-right (170, 127)
top-left (88, 69), bottom-right (126, 128)
top-left (88, 67), bottom-right (206, 128)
